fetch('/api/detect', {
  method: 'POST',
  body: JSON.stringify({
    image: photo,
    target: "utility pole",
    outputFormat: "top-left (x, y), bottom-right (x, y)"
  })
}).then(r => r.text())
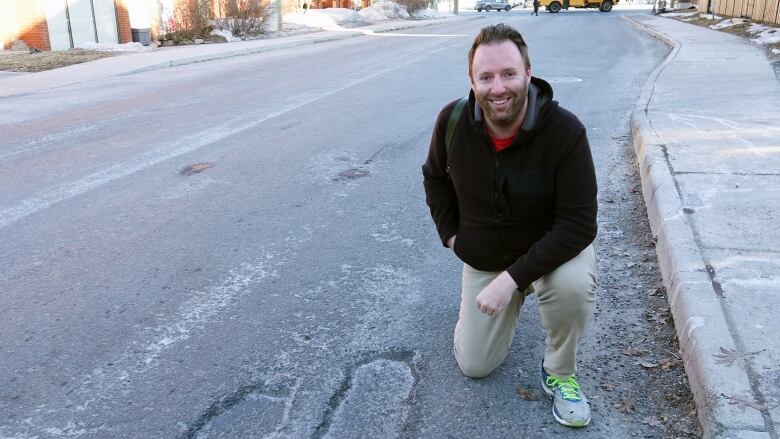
top-left (454, 0), bottom-right (459, 14)
top-left (276, 0), bottom-right (283, 31)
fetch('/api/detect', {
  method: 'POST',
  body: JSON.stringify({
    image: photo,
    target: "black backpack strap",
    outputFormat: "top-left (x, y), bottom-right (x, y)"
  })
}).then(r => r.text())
top-left (445, 97), bottom-right (469, 159)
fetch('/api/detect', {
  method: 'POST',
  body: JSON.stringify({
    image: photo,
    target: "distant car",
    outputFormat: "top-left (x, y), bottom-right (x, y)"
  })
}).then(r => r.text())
top-left (540, 0), bottom-right (617, 11)
top-left (475, 0), bottom-right (513, 11)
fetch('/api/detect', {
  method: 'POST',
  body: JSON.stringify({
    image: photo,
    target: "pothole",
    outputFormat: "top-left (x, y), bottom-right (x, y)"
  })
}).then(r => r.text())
top-left (333, 168), bottom-right (370, 181)
top-left (183, 379), bottom-right (298, 439)
top-left (322, 359), bottom-right (414, 439)
top-left (315, 350), bottom-right (419, 439)
top-left (180, 162), bottom-right (214, 176)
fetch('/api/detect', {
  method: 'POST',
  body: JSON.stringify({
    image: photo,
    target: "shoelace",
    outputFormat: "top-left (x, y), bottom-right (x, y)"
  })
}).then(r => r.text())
top-left (546, 375), bottom-right (582, 401)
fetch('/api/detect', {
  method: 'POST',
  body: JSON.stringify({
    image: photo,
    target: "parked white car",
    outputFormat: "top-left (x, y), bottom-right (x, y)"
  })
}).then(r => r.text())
top-left (475, 0), bottom-right (513, 11)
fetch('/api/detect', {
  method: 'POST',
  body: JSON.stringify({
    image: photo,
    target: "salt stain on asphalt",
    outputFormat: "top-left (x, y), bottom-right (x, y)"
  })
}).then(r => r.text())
top-left (142, 254), bottom-right (279, 366)
top-left (26, 251), bottom-right (283, 437)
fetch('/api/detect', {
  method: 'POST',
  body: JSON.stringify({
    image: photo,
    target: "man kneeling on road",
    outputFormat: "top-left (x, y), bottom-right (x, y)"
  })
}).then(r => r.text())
top-left (422, 23), bottom-right (598, 427)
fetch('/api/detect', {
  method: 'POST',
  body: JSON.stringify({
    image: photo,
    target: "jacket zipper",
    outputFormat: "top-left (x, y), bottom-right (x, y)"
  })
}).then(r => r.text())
top-left (491, 150), bottom-right (510, 266)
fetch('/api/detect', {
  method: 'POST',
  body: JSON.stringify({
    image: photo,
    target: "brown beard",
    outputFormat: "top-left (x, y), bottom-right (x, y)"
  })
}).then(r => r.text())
top-left (476, 84), bottom-right (528, 128)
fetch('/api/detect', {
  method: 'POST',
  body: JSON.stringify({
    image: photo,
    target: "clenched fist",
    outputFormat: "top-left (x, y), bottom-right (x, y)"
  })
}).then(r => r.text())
top-left (476, 271), bottom-right (518, 316)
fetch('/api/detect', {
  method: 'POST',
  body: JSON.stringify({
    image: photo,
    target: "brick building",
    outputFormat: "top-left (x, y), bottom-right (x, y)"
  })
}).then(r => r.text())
top-left (1, 0), bottom-right (133, 51)
top-left (1, 0), bottom-right (380, 51)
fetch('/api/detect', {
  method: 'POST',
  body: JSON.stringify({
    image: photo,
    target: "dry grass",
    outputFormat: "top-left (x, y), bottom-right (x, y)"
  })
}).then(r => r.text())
top-left (673, 14), bottom-right (780, 60)
top-left (680, 15), bottom-right (721, 26)
top-left (0, 49), bottom-right (117, 72)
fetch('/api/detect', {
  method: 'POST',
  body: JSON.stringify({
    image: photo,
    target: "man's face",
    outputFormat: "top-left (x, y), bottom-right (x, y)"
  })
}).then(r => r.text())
top-left (470, 41), bottom-right (532, 129)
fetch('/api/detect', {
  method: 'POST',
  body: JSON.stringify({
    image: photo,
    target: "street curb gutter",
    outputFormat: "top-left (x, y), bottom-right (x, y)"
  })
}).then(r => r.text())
top-left (622, 16), bottom-right (772, 439)
top-left (122, 34), bottom-right (355, 75)
top-left (123, 16), bottom-right (481, 76)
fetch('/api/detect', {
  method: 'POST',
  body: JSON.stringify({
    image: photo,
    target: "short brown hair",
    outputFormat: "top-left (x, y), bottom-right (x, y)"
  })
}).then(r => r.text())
top-left (468, 24), bottom-right (531, 79)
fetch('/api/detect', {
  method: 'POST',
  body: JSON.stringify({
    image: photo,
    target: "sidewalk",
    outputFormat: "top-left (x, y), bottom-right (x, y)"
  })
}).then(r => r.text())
top-left (625, 14), bottom-right (780, 439)
top-left (0, 15), bottom-right (477, 99)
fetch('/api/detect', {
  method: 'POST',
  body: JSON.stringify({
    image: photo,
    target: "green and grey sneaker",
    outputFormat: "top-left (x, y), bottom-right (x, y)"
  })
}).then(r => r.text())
top-left (542, 367), bottom-right (591, 427)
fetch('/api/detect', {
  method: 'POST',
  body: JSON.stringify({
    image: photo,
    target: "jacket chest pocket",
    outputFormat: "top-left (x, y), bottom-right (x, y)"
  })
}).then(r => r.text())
top-left (499, 169), bottom-right (555, 220)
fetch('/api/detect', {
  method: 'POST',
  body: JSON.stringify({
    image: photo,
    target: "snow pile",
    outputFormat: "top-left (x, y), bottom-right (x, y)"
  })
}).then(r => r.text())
top-left (747, 23), bottom-right (780, 44)
top-left (76, 41), bottom-right (152, 51)
top-left (709, 18), bottom-right (739, 29)
top-left (411, 7), bottom-right (447, 18)
top-left (320, 7), bottom-right (368, 26)
top-left (284, 8), bottom-right (367, 30)
top-left (681, 13), bottom-right (721, 20)
top-left (665, 11), bottom-right (698, 17)
top-left (285, 1), bottom-right (446, 29)
top-left (359, 1), bottom-right (411, 20)
top-left (211, 28), bottom-right (241, 42)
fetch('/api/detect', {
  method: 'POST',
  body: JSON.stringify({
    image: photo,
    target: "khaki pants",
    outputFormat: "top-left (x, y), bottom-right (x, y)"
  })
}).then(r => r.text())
top-left (453, 245), bottom-right (597, 379)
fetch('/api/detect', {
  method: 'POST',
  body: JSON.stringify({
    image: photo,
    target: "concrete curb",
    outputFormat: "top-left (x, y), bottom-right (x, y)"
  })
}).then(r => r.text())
top-left (122, 34), bottom-right (356, 75)
top-left (623, 15), bottom-right (771, 439)
top-left (113, 16), bottom-right (481, 76)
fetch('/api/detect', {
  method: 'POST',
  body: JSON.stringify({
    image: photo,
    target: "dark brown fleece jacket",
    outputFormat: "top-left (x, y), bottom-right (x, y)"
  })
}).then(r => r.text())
top-left (422, 77), bottom-right (597, 290)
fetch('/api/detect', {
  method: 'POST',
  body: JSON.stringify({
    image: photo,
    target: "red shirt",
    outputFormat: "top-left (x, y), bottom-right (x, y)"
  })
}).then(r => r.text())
top-left (487, 128), bottom-right (517, 152)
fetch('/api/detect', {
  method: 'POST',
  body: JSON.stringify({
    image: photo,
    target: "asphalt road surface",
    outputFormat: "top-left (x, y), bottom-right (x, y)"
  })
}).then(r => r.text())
top-left (0, 9), bottom-right (702, 438)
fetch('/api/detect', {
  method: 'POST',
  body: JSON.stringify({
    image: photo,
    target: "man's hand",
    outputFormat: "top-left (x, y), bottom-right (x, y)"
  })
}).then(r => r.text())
top-left (476, 271), bottom-right (518, 316)
top-left (446, 235), bottom-right (456, 249)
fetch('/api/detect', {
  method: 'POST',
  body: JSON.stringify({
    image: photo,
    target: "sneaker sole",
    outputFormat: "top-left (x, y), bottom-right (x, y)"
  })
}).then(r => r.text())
top-left (541, 381), bottom-right (591, 428)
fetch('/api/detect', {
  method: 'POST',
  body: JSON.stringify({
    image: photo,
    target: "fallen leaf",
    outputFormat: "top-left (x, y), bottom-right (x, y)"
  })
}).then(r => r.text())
top-left (639, 361), bottom-right (659, 368)
top-left (614, 398), bottom-right (636, 413)
top-left (659, 358), bottom-right (680, 370)
top-left (666, 389), bottom-right (684, 403)
top-left (722, 393), bottom-right (768, 412)
top-left (516, 386), bottom-right (537, 401)
top-left (641, 416), bottom-right (664, 427)
top-left (714, 347), bottom-right (740, 366)
top-left (647, 308), bottom-right (671, 324)
top-left (622, 347), bottom-right (648, 357)
top-left (713, 347), bottom-right (767, 367)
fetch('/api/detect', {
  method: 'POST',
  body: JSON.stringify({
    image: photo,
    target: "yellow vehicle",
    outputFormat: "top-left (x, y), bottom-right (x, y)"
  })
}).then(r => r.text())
top-left (540, 0), bottom-right (617, 12)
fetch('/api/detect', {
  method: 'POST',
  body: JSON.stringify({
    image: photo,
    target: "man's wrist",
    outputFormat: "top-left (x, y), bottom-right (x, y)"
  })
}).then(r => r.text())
top-left (501, 271), bottom-right (519, 289)
top-left (446, 235), bottom-right (456, 248)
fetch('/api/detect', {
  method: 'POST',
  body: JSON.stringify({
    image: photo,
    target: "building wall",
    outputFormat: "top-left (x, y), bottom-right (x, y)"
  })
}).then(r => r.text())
top-left (1, 0), bottom-right (134, 50)
top-left (116, 0), bottom-right (133, 42)
top-left (1, 0), bottom-right (52, 51)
